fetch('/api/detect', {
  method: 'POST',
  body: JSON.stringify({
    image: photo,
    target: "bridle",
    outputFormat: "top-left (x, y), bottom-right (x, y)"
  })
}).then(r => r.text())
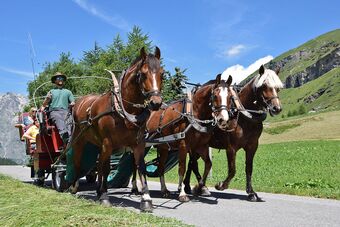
top-left (136, 71), bottom-right (162, 99)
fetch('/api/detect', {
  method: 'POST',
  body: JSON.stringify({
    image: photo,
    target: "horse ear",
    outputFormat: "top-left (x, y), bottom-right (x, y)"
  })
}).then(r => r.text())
top-left (275, 67), bottom-right (280, 75)
top-left (226, 75), bottom-right (233, 86)
top-left (215, 73), bottom-right (221, 85)
top-left (154, 46), bottom-right (161, 59)
top-left (140, 47), bottom-right (147, 60)
top-left (259, 65), bottom-right (265, 75)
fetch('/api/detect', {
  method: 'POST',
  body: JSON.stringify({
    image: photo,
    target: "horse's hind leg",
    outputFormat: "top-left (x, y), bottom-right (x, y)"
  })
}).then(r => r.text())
top-left (215, 147), bottom-right (236, 191)
top-left (183, 153), bottom-right (200, 194)
top-left (178, 140), bottom-right (190, 202)
top-left (193, 146), bottom-right (211, 196)
top-left (158, 147), bottom-right (170, 198)
top-left (97, 138), bottom-right (113, 206)
top-left (132, 143), bottom-right (153, 212)
top-left (245, 144), bottom-right (261, 202)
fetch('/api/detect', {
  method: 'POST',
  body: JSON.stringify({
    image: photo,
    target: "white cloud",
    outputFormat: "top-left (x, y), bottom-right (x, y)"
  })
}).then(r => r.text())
top-left (72, 0), bottom-right (130, 31)
top-left (224, 44), bottom-right (246, 57)
top-left (221, 55), bottom-right (273, 84)
top-left (0, 66), bottom-right (34, 78)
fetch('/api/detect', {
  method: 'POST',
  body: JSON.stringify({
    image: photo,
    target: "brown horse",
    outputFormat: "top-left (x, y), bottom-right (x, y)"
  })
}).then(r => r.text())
top-left (184, 65), bottom-right (283, 201)
top-left (137, 74), bottom-right (234, 202)
top-left (71, 47), bottom-right (163, 211)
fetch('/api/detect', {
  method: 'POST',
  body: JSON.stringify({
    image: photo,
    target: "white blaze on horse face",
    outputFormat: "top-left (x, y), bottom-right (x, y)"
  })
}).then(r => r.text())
top-left (152, 72), bottom-right (159, 91)
top-left (219, 87), bottom-right (229, 121)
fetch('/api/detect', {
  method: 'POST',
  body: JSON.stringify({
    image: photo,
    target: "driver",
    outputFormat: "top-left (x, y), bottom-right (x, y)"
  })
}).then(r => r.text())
top-left (40, 72), bottom-right (75, 145)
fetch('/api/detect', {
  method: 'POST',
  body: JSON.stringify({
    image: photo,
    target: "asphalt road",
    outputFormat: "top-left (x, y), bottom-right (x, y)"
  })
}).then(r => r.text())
top-left (1, 165), bottom-right (340, 227)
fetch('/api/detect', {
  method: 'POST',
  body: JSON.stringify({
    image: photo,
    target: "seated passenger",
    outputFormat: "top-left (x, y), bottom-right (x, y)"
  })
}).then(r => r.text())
top-left (15, 107), bottom-right (37, 130)
top-left (22, 119), bottom-right (40, 149)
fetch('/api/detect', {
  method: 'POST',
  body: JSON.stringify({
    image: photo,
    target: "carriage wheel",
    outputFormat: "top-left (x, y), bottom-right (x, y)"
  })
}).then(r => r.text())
top-left (52, 169), bottom-right (67, 192)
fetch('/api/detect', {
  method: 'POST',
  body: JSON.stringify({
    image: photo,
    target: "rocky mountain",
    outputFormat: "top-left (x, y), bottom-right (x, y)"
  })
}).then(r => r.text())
top-left (0, 93), bottom-right (28, 164)
top-left (270, 29), bottom-right (340, 88)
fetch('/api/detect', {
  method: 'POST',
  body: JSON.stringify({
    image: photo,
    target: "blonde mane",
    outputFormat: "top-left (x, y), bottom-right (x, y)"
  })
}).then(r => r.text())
top-left (253, 68), bottom-right (283, 89)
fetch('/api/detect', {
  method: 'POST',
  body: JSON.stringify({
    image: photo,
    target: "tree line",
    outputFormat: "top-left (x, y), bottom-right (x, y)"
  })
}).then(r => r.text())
top-left (26, 26), bottom-right (188, 110)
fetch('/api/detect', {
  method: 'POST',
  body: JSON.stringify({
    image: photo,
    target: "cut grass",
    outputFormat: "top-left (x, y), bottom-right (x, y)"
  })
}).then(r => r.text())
top-left (0, 174), bottom-right (188, 227)
top-left (160, 140), bottom-right (340, 200)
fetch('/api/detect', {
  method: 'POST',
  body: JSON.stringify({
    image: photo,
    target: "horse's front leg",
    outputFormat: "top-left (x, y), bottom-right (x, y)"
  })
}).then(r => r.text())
top-left (132, 143), bottom-right (153, 212)
top-left (130, 154), bottom-right (139, 194)
top-left (244, 144), bottom-right (262, 202)
top-left (178, 140), bottom-right (190, 202)
top-left (97, 138), bottom-right (113, 206)
top-left (215, 147), bottom-right (236, 191)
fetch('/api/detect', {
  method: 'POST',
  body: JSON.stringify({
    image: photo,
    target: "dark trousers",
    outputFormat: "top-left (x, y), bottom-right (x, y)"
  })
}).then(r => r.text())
top-left (49, 109), bottom-right (71, 141)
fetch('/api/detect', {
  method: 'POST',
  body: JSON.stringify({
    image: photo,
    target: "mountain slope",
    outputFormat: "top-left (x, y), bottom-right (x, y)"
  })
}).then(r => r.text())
top-left (0, 93), bottom-right (28, 164)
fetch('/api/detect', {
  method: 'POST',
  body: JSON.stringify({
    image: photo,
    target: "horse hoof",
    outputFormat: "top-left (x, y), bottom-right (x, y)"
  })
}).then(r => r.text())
top-left (131, 188), bottom-right (140, 195)
top-left (201, 186), bottom-right (211, 196)
top-left (99, 194), bottom-right (111, 207)
top-left (248, 193), bottom-right (260, 202)
top-left (178, 195), bottom-right (190, 202)
top-left (215, 182), bottom-right (225, 191)
top-left (162, 190), bottom-right (170, 198)
top-left (69, 181), bottom-right (79, 194)
top-left (100, 199), bottom-right (112, 207)
top-left (184, 185), bottom-right (192, 194)
top-left (140, 200), bottom-right (153, 212)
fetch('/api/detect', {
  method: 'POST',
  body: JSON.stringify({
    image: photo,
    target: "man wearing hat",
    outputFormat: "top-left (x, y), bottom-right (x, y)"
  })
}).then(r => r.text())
top-left (41, 72), bottom-right (75, 145)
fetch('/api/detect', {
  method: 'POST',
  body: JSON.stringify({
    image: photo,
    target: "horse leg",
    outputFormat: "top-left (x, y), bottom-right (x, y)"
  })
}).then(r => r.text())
top-left (132, 143), bottom-right (153, 212)
top-left (158, 147), bottom-right (170, 198)
top-left (245, 144), bottom-right (261, 202)
top-left (97, 138), bottom-right (113, 206)
top-left (215, 147), bottom-right (236, 191)
top-left (183, 153), bottom-right (200, 194)
top-left (130, 155), bottom-right (139, 194)
top-left (69, 135), bottom-right (85, 194)
top-left (178, 140), bottom-right (190, 202)
top-left (192, 146), bottom-right (211, 196)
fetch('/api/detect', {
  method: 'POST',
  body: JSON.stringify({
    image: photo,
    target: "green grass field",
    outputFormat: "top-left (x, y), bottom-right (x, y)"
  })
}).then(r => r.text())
top-left (0, 174), bottom-right (188, 227)
top-left (159, 140), bottom-right (340, 200)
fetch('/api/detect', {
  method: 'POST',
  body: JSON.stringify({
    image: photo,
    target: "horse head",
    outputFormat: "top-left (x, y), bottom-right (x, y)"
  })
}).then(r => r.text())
top-left (253, 65), bottom-right (283, 116)
top-left (136, 46), bottom-right (163, 111)
top-left (211, 74), bottom-right (234, 130)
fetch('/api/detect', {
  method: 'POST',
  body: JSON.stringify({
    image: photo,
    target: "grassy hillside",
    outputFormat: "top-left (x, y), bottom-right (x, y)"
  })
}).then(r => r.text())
top-left (261, 110), bottom-right (340, 143)
top-left (278, 67), bottom-right (340, 118)
top-left (274, 29), bottom-right (340, 81)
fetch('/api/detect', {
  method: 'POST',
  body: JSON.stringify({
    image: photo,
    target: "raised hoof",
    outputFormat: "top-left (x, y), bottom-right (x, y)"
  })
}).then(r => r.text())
top-left (215, 182), bottom-right (225, 191)
top-left (140, 200), bottom-right (153, 212)
top-left (184, 185), bottom-right (192, 194)
top-left (161, 190), bottom-right (171, 198)
top-left (178, 194), bottom-right (190, 202)
top-left (248, 193), bottom-right (261, 202)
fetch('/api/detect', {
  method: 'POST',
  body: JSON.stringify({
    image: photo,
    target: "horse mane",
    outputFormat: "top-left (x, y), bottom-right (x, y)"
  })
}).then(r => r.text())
top-left (253, 69), bottom-right (284, 89)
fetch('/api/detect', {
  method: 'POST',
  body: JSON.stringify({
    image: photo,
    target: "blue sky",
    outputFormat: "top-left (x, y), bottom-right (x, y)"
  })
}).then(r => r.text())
top-left (0, 0), bottom-right (339, 95)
